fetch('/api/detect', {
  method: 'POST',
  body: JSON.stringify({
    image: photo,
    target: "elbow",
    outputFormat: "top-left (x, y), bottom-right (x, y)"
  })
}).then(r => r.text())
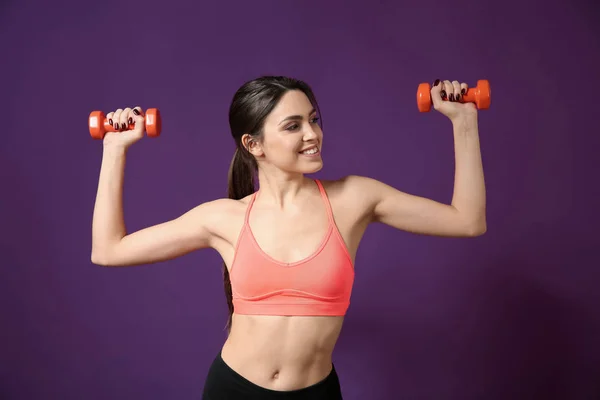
top-left (91, 251), bottom-right (109, 266)
top-left (91, 247), bottom-right (115, 266)
top-left (468, 225), bottom-right (487, 237)
top-left (466, 220), bottom-right (487, 237)
top-left (91, 235), bottom-right (126, 266)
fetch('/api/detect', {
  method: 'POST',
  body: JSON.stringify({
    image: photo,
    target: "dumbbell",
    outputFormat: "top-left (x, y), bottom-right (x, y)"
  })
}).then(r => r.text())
top-left (416, 80), bottom-right (491, 112)
top-left (88, 108), bottom-right (162, 139)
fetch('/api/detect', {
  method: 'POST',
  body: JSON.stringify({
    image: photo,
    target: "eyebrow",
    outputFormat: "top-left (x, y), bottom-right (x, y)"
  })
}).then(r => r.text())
top-left (278, 108), bottom-right (317, 126)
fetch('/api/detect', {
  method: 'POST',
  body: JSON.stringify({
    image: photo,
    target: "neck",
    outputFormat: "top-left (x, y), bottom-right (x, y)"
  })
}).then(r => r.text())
top-left (256, 166), bottom-right (311, 209)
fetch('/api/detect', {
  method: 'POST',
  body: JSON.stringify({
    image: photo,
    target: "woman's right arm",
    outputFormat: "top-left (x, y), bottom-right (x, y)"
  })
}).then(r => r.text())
top-left (90, 106), bottom-right (224, 267)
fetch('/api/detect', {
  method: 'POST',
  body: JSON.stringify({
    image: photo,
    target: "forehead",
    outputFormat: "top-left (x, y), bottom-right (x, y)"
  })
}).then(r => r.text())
top-left (269, 90), bottom-right (315, 119)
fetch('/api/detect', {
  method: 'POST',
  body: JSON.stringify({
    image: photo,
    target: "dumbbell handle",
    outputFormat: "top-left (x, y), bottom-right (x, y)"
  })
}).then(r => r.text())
top-left (458, 88), bottom-right (480, 104)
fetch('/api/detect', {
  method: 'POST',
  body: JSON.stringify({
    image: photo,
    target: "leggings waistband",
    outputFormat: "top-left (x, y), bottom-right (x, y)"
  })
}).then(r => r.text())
top-left (201, 351), bottom-right (343, 399)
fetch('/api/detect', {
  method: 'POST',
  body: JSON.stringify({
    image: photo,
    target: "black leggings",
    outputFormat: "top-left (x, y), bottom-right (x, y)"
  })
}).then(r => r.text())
top-left (201, 351), bottom-right (344, 399)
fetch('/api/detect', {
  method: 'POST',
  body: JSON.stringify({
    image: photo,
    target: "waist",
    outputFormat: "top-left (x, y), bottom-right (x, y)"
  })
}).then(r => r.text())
top-left (220, 314), bottom-right (344, 390)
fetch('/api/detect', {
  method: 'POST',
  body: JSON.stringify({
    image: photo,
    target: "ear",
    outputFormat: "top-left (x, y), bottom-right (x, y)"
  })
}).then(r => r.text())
top-left (242, 134), bottom-right (264, 157)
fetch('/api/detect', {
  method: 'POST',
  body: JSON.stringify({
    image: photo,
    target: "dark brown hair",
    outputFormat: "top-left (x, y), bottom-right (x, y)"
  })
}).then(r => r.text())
top-left (222, 76), bottom-right (322, 333)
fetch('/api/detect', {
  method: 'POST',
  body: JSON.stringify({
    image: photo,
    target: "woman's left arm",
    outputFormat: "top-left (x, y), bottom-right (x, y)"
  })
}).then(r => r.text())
top-left (350, 79), bottom-right (486, 238)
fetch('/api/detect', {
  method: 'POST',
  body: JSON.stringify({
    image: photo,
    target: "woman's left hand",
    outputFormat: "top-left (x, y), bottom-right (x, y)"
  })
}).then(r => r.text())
top-left (430, 79), bottom-right (477, 122)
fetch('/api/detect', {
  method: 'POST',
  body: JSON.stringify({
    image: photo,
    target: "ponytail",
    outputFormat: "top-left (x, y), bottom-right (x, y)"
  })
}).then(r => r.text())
top-left (223, 147), bottom-right (256, 333)
top-left (227, 147), bottom-right (256, 199)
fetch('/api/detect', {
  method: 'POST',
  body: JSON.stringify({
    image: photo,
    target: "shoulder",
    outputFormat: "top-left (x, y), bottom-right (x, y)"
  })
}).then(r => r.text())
top-left (181, 196), bottom-right (253, 228)
top-left (318, 175), bottom-right (384, 213)
top-left (175, 195), bottom-right (253, 246)
top-left (320, 175), bottom-right (382, 199)
top-left (202, 196), bottom-right (252, 212)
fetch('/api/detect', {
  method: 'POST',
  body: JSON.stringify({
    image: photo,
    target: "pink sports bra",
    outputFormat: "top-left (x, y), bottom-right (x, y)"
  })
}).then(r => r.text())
top-left (230, 179), bottom-right (355, 317)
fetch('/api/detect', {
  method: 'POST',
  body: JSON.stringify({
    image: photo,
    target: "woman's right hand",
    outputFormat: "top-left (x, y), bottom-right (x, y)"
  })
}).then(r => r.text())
top-left (103, 106), bottom-right (146, 150)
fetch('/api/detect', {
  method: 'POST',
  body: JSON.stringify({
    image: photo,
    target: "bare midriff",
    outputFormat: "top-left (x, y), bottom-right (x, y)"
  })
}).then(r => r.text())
top-left (220, 314), bottom-right (344, 391)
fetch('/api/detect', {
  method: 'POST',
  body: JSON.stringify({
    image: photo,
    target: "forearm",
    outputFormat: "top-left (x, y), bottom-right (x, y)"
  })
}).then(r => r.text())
top-left (91, 146), bottom-right (128, 258)
top-left (450, 114), bottom-right (487, 229)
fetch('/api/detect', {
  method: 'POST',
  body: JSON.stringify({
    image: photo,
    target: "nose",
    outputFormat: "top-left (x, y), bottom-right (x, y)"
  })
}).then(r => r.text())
top-left (303, 125), bottom-right (319, 141)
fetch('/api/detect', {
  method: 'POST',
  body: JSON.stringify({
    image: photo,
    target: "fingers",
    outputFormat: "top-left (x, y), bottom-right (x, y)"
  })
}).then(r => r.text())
top-left (430, 79), bottom-right (453, 110)
top-left (451, 81), bottom-right (461, 101)
top-left (130, 106), bottom-right (144, 123)
top-left (105, 106), bottom-right (144, 130)
top-left (437, 80), bottom-right (469, 102)
top-left (430, 79), bottom-right (444, 110)
top-left (442, 80), bottom-right (452, 101)
top-left (109, 109), bottom-right (122, 130)
top-left (430, 79), bottom-right (442, 94)
top-left (106, 111), bottom-right (114, 127)
top-left (119, 108), bottom-right (132, 130)
top-left (129, 107), bottom-right (145, 133)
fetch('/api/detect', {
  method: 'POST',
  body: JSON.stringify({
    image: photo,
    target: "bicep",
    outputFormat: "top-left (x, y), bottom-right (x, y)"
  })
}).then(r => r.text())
top-left (348, 176), bottom-right (477, 237)
top-left (92, 200), bottom-right (224, 266)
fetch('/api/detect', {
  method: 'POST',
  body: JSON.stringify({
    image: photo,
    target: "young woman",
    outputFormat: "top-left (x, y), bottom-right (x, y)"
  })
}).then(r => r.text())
top-left (91, 76), bottom-right (486, 399)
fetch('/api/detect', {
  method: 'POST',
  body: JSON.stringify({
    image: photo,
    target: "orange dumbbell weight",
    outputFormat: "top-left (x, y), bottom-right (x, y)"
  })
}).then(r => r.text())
top-left (416, 80), bottom-right (491, 112)
top-left (88, 108), bottom-right (162, 139)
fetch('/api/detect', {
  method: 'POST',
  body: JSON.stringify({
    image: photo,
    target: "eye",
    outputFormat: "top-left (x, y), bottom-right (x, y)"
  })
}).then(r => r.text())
top-left (285, 123), bottom-right (300, 131)
top-left (310, 116), bottom-right (320, 124)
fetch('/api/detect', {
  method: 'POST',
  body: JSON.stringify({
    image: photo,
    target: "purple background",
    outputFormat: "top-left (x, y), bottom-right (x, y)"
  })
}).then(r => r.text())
top-left (2, 0), bottom-right (599, 398)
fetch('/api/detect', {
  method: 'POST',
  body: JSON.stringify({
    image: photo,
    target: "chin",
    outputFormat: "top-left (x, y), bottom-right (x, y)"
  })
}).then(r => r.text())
top-left (301, 160), bottom-right (324, 174)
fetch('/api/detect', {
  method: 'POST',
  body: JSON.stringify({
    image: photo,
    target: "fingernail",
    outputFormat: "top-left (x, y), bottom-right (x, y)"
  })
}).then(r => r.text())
top-left (433, 79), bottom-right (440, 86)
top-left (455, 94), bottom-right (461, 101)
top-left (128, 118), bottom-right (133, 125)
top-left (132, 109), bottom-right (140, 115)
top-left (461, 88), bottom-right (466, 94)
top-left (440, 90), bottom-right (446, 98)
top-left (109, 119), bottom-right (113, 125)
top-left (449, 94), bottom-right (455, 101)
top-left (121, 123), bottom-right (126, 129)
top-left (114, 123), bottom-right (119, 129)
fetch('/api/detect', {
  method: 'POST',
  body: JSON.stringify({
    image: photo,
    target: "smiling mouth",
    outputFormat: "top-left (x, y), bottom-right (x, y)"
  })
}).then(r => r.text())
top-left (299, 147), bottom-right (319, 155)
top-left (299, 144), bottom-right (320, 155)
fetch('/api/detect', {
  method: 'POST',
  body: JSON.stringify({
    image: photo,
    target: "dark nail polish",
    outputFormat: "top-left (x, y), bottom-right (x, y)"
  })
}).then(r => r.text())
top-left (461, 88), bottom-right (466, 94)
top-left (455, 94), bottom-right (461, 101)
top-left (114, 123), bottom-right (119, 129)
top-left (433, 79), bottom-right (440, 87)
top-left (449, 94), bottom-right (455, 101)
top-left (109, 119), bottom-right (113, 125)
top-left (121, 123), bottom-right (126, 129)
top-left (132, 109), bottom-right (140, 115)
top-left (440, 90), bottom-right (446, 98)
top-left (128, 118), bottom-right (133, 125)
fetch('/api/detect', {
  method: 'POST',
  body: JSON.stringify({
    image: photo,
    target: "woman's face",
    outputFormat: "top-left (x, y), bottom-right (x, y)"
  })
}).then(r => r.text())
top-left (246, 90), bottom-right (323, 175)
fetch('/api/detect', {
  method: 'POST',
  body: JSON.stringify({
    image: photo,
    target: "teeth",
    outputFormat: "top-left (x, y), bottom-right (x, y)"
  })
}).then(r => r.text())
top-left (301, 147), bottom-right (318, 155)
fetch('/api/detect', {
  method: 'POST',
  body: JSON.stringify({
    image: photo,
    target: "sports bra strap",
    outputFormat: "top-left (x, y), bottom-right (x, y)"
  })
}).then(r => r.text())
top-left (314, 179), bottom-right (335, 226)
top-left (244, 192), bottom-right (258, 224)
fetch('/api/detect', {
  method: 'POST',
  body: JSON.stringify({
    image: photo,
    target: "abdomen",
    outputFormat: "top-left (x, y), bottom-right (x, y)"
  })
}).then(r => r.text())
top-left (220, 314), bottom-right (344, 391)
